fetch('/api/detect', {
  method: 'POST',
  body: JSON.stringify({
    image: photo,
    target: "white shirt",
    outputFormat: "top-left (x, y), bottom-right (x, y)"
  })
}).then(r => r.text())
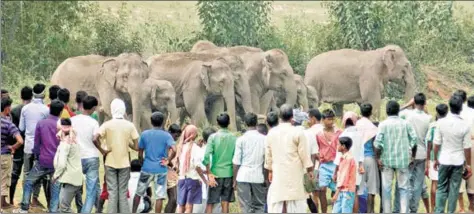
top-left (335, 126), bottom-right (364, 185)
top-left (178, 142), bottom-right (204, 180)
top-left (232, 130), bottom-right (266, 183)
top-left (71, 114), bottom-right (100, 159)
top-left (460, 106), bottom-right (474, 137)
top-left (303, 124), bottom-right (323, 170)
top-left (128, 172), bottom-right (145, 213)
top-left (434, 114), bottom-right (472, 166)
top-left (400, 109), bottom-right (432, 160)
top-left (198, 144), bottom-right (208, 199)
top-left (19, 99), bottom-right (49, 154)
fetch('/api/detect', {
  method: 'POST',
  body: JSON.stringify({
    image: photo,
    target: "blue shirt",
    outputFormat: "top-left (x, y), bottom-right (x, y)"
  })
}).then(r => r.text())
top-left (364, 138), bottom-right (375, 157)
top-left (138, 129), bottom-right (175, 173)
top-left (19, 98), bottom-right (49, 154)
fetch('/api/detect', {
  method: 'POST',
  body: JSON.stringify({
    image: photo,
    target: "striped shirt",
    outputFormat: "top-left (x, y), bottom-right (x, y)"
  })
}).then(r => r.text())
top-left (374, 116), bottom-right (418, 169)
top-left (1, 116), bottom-right (20, 154)
top-left (19, 98), bottom-right (49, 154)
top-left (232, 130), bottom-right (266, 183)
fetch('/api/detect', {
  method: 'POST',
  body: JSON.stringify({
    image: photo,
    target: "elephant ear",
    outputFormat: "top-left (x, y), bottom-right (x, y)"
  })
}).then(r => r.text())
top-left (101, 58), bottom-right (118, 88)
top-left (200, 62), bottom-right (211, 91)
top-left (382, 48), bottom-right (396, 74)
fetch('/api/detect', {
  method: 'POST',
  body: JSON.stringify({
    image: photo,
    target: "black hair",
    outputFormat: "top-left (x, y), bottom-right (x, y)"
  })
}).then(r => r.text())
top-left (386, 100), bottom-right (400, 116)
top-left (279, 104), bottom-right (293, 122)
top-left (82, 96), bottom-right (98, 110)
top-left (244, 112), bottom-right (258, 127)
top-left (308, 108), bottom-right (322, 121)
top-left (48, 85), bottom-right (61, 100)
top-left (339, 136), bottom-right (353, 150)
top-left (60, 118), bottom-right (72, 126)
top-left (435, 103), bottom-right (448, 118)
top-left (151, 111), bottom-right (165, 127)
top-left (468, 95), bottom-right (474, 109)
top-left (321, 109), bottom-right (335, 119)
top-left (266, 111), bottom-right (279, 128)
top-left (453, 90), bottom-right (467, 103)
top-left (1, 89), bottom-right (8, 94)
top-left (449, 95), bottom-right (463, 115)
top-left (50, 100), bottom-right (65, 117)
top-left (1, 97), bottom-right (12, 112)
top-left (57, 88), bottom-right (71, 104)
top-left (360, 103), bottom-right (373, 118)
top-left (168, 123), bottom-right (182, 134)
top-left (20, 86), bottom-right (33, 101)
top-left (414, 93), bottom-right (426, 106)
top-left (202, 127), bottom-right (217, 142)
top-left (75, 91), bottom-right (88, 104)
top-left (130, 159), bottom-right (142, 172)
top-left (345, 118), bottom-right (355, 127)
top-left (216, 113), bottom-right (230, 128)
top-left (257, 123), bottom-right (268, 135)
top-left (33, 83), bottom-right (46, 95)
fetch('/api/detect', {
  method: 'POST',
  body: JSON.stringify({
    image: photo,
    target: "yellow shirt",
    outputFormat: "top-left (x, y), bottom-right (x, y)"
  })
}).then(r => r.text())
top-left (97, 119), bottom-right (139, 168)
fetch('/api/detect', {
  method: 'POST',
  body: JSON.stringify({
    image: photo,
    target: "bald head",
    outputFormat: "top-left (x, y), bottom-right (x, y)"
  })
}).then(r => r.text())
top-left (280, 104), bottom-right (293, 122)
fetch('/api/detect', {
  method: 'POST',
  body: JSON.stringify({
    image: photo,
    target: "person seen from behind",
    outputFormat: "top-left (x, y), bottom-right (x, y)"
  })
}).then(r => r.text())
top-left (74, 91), bottom-right (99, 121)
top-left (464, 95), bottom-right (474, 212)
top-left (266, 111), bottom-right (279, 129)
top-left (128, 159), bottom-right (152, 213)
top-left (165, 123), bottom-right (182, 213)
top-left (56, 88), bottom-right (76, 119)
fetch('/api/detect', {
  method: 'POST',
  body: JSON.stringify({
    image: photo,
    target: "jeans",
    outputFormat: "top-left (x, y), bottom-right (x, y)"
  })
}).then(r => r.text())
top-left (10, 151), bottom-right (24, 204)
top-left (435, 164), bottom-right (463, 213)
top-left (81, 157), bottom-right (100, 213)
top-left (381, 167), bottom-right (409, 213)
top-left (165, 186), bottom-right (177, 213)
top-left (105, 166), bottom-right (130, 213)
top-left (23, 153), bottom-right (46, 200)
top-left (408, 159), bottom-right (426, 213)
top-left (60, 183), bottom-right (82, 213)
top-left (20, 162), bottom-right (60, 212)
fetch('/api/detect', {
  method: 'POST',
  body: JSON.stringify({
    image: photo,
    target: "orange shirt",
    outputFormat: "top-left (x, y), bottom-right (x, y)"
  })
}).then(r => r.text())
top-left (336, 152), bottom-right (356, 192)
top-left (316, 129), bottom-right (342, 163)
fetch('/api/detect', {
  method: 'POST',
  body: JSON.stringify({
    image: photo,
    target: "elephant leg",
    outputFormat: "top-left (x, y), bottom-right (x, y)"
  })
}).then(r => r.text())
top-left (178, 107), bottom-right (188, 125)
top-left (332, 103), bottom-right (344, 118)
top-left (259, 91), bottom-right (274, 115)
top-left (360, 82), bottom-right (383, 121)
top-left (207, 97), bottom-right (225, 125)
top-left (183, 90), bottom-right (208, 128)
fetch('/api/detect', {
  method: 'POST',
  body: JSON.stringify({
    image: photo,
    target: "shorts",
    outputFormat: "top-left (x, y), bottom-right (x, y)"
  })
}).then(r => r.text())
top-left (319, 161), bottom-right (336, 190)
top-left (136, 171), bottom-right (168, 200)
top-left (177, 178), bottom-right (202, 205)
top-left (304, 169), bottom-right (320, 193)
top-left (1, 155), bottom-right (12, 196)
top-left (361, 156), bottom-right (380, 195)
top-left (207, 177), bottom-right (235, 204)
top-left (429, 161), bottom-right (438, 181)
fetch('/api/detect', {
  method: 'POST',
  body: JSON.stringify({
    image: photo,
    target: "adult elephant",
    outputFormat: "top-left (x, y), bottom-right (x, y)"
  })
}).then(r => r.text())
top-left (304, 45), bottom-right (416, 118)
top-left (50, 53), bottom-right (150, 132)
top-left (190, 40), bottom-right (297, 114)
top-left (147, 55), bottom-right (238, 130)
top-left (268, 74), bottom-right (319, 112)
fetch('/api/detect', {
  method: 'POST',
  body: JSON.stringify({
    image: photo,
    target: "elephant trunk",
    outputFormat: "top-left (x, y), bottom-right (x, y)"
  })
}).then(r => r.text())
top-left (284, 78), bottom-right (298, 108)
top-left (238, 83), bottom-right (253, 115)
top-left (130, 91), bottom-right (143, 133)
top-left (167, 100), bottom-right (179, 125)
top-left (403, 67), bottom-right (416, 101)
top-left (223, 87), bottom-right (237, 131)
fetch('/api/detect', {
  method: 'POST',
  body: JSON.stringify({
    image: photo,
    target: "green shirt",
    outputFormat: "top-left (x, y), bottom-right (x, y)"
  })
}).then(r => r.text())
top-left (374, 116), bottom-right (418, 169)
top-left (74, 110), bottom-right (99, 121)
top-left (202, 128), bottom-right (236, 178)
top-left (425, 122), bottom-right (439, 161)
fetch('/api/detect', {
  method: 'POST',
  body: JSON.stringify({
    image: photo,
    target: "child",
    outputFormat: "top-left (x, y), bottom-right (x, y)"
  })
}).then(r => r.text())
top-left (128, 159), bottom-right (152, 213)
top-left (165, 124), bottom-right (182, 213)
top-left (176, 125), bottom-right (207, 213)
top-left (53, 118), bottom-right (83, 213)
top-left (332, 136), bottom-right (356, 213)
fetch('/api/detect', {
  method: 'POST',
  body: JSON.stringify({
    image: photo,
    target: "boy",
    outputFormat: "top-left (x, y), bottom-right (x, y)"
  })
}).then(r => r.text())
top-left (1, 97), bottom-right (24, 209)
top-left (316, 109), bottom-right (342, 213)
top-left (202, 113), bottom-right (237, 213)
top-left (48, 85), bottom-right (61, 102)
top-left (132, 111), bottom-right (176, 213)
top-left (56, 88), bottom-right (76, 119)
top-left (74, 91), bottom-right (99, 121)
top-left (332, 136), bottom-right (357, 213)
top-left (165, 123), bottom-right (181, 213)
top-left (53, 118), bottom-right (82, 213)
top-left (128, 159), bottom-right (152, 213)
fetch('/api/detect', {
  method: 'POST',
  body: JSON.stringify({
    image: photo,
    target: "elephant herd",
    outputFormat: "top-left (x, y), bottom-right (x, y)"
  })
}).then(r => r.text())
top-left (50, 41), bottom-right (416, 131)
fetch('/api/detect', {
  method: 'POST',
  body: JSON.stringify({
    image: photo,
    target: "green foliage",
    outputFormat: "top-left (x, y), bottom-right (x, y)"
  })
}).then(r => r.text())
top-left (196, 1), bottom-right (272, 47)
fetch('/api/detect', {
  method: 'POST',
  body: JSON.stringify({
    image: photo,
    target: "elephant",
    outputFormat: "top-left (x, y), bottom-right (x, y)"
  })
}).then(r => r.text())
top-left (266, 74), bottom-right (320, 112)
top-left (150, 52), bottom-right (253, 123)
top-left (190, 40), bottom-right (297, 115)
top-left (304, 44), bottom-right (416, 118)
top-left (50, 53), bottom-right (150, 132)
top-left (138, 78), bottom-right (178, 130)
top-left (146, 55), bottom-right (238, 130)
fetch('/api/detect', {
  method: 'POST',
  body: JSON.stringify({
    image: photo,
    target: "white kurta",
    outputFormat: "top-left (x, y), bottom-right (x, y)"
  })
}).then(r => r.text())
top-left (264, 122), bottom-right (313, 208)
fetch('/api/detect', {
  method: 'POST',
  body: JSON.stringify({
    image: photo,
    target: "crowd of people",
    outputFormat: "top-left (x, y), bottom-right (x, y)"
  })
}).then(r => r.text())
top-left (0, 84), bottom-right (473, 213)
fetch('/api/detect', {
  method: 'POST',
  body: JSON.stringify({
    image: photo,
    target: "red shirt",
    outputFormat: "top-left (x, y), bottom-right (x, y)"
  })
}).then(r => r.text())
top-left (336, 152), bottom-right (356, 192)
top-left (316, 129), bottom-right (342, 163)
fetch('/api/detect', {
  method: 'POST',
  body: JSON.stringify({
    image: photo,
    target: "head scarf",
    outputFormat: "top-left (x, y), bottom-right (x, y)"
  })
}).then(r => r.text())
top-left (342, 111), bottom-right (358, 128)
top-left (110, 98), bottom-right (126, 119)
top-left (33, 90), bottom-right (45, 99)
top-left (178, 125), bottom-right (198, 175)
top-left (356, 116), bottom-right (378, 144)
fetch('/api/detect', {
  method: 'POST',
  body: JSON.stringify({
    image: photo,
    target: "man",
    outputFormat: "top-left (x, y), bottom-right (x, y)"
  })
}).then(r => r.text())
top-left (1, 97), bottom-right (24, 209)
top-left (15, 100), bottom-right (65, 213)
top-left (464, 95), bottom-right (474, 212)
top-left (48, 85), bottom-right (61, 102)
top-left (56, 88), bottom-right (76, 119)
top-left (434, 95), bottom-right (472, 213)
top-left (18, 83), bottom-right (49, 208)
top-left (399, 93), bottom-right (432, 212)
top-left (202, 113), bottom-right (237, 213)
top-left (74, 91), bottom-right (99, 121)
top-left (374, 100), bottom-right (417, 213)
top-left (233, 112), bottom-right (267, 213)
top-left (132, 112), bottom-right (176, 213)
top-left (70, 96), bottom-right (101, 213)
top-left (9, 86), bottom-right (32, 205)
top-left (94, 98), bottom-right (139, 213)
top-left (165, 124), bottom-right (181, 213)
top-left (265, 104), bottom-right (314, 213)
top-left (266, 111), bottom-right (279, 129)
top-left (1, 89), bottom-right (9, 99)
